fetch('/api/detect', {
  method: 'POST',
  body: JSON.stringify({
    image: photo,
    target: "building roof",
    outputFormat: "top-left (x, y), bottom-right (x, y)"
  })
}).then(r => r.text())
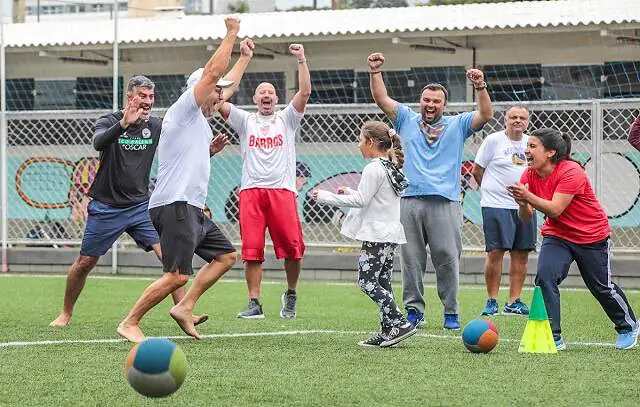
top-left (4, 0), bottom-right (640, 48)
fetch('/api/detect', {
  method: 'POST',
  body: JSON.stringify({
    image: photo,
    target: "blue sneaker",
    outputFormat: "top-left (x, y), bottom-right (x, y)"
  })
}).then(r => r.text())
top-left (555, 337), bottom-right (566, 351)
top-left (443, 314), bottom-right (460, 330)
top-left (406, 308), bottom-right (425, 328)
top-left (615, 324), bottom-right (639, 350)
top-left (481, 298), bottom-right (498, 316)
top-left (503, 298), bottom-right (530, 316)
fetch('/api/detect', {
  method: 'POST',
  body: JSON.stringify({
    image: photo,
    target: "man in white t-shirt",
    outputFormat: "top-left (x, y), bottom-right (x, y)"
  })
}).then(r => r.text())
top-left (472, 105), bottom-right (536, 317)
top-left (116, 18), bottom-right (254, 343)
top-left (218, 44), bottom-right (311, 319)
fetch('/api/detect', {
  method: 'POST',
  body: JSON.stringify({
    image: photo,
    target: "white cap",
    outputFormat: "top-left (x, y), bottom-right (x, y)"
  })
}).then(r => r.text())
top-left (186, 68), bottom-right (235, 89)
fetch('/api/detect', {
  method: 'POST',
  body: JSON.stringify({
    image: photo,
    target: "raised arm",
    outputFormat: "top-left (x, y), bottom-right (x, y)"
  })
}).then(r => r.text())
top-left (367, 53), bottom-right (398, 121)
top-left (193, 17), bottom-right (240, 107)
top-left (218, 37), bottom-right (255, 120)
top-left (93, 98), bottom-right (142, 151)
top-left (289, 44), bottom-right (311, 113)
top-left (628, 112), bottom-right (640, 152)
top-left (467, 69), bottom-right (494, 130)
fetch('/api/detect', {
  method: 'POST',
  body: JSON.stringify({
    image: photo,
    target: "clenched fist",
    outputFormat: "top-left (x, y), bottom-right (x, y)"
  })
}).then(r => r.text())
top-left (367, 53), bottom-right (385, 71)
top-left (289, 44), bottom-right (305, 59)
top-left (225, 16), bottom-right (240, 33)
top-left (240, 37), bottom-right (254, 57)
top-left (466, 68), bottom-right (485, 87)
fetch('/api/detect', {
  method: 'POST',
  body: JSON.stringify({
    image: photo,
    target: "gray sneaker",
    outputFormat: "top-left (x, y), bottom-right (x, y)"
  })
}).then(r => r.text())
top-left (280, 291), bottom-right (297, 319)
top-left (237, 299), bottom-right (264, 319)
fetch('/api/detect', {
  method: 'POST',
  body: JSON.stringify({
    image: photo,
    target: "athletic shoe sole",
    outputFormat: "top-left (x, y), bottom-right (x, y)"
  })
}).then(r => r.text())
top-left (237, 313), bottom-right (265, 319)
top-left (380, 328), bottom-right (417, 348)
top-left (501, 311), bottom-right (528, 316)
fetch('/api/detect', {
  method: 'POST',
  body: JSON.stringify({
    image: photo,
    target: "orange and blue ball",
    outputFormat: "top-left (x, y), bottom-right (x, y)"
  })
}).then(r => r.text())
top-left (462, 319), bottom-right (499, 353)
top-left (125, 338), bottom-right (187, 398)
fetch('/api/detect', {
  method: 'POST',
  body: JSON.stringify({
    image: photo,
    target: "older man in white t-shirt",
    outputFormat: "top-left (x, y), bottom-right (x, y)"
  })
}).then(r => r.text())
top-left (472, 105), bottom-right (537, 317)
top-left (116, 19), bottom-right (255, 343)
top-left (219, 43), bottom-right (311, 320)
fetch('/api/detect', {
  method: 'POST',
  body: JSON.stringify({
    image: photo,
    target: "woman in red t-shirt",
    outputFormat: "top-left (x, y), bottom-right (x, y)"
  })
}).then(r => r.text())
top-left (507, 128), bottom-right (638, 351)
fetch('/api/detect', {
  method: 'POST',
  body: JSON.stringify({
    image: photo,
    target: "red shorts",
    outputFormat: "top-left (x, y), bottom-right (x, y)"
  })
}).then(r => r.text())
top-left (239, 188), bottom-right (305, 262)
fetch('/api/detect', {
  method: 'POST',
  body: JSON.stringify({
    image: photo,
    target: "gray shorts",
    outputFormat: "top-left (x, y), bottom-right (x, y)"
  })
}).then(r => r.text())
top-left (149, 201), bottom-right (235, 275)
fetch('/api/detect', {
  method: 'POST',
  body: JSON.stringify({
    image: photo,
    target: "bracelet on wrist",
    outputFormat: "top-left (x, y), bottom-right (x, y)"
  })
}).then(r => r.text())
top-left (370, 71), bottom-right (382, 75)
top-left (297, 58), bottom-right (306, 64)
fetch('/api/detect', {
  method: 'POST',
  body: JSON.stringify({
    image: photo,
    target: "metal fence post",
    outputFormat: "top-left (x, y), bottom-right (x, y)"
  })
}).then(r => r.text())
top-left (591, 99), bottom-right (603, 200)
top-left (0, 9), bottom-right (8, 273)
top-left (111, 0), bottom-right (119, 275)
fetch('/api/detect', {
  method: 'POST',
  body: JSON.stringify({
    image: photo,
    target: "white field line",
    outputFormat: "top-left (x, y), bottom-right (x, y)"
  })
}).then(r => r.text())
top-left (0, 273), bottom-right (632, 293)
top-left (0, 329), bottom-right (615, 348)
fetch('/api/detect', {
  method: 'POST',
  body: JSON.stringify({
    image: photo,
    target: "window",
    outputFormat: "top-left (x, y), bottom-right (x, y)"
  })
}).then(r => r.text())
top-left (482, 64), bottom-right (542, 102)
top-left (34, 80), bottom-right (77, 110)
top-left (603, 61), bottom-right (640, 98)
top-left (6, 79), bottom-right (35, 111)
top-left (541, 65), bottom-right (602, 100)
top-left (146, 75), bottom-right (185, 108)
top-left (308, 70), bottom-right (356, 104)
top-left (75, 77), bottom-right (123, 109)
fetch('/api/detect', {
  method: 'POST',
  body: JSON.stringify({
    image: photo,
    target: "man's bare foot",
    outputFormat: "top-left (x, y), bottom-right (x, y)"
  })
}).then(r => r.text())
top-left (117, 321), bottom-right (145, 343)
top-left (49, 313), bottom-right (71, 327)
top-left (194, 314), bottom-right (209, 326)
top-left (169, 306), bottom-right (201, 340)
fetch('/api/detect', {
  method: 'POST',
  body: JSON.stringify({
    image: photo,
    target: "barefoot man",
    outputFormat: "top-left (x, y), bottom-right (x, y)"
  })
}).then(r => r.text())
top-left (117, 17), bottom-right (250, 342)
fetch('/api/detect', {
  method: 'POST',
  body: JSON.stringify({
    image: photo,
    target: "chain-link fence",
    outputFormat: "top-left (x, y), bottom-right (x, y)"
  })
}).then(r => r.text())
top-left (3, 100), bottom-right (640, 252)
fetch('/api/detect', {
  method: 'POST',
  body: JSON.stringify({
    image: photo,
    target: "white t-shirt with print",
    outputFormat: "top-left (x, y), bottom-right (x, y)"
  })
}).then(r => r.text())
top-left (474, 130), bottom-right (528, 209)
top-left (226, 103), bottom-right (303, 194)
top-left (149, 87), bottom-right (212, 210)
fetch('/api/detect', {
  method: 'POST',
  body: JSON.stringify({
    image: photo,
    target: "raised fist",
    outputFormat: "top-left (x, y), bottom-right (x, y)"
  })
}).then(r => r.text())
top-left (367, 53), bottom-right (385, 71)
top-left (240, 37), bottom-right (254, 57)
top-left (289, 44), bottom-right (305, 59)
top-left (466, 68), bottom-right (485, 86)
top-left (224, 16), bottom-right (240, 33)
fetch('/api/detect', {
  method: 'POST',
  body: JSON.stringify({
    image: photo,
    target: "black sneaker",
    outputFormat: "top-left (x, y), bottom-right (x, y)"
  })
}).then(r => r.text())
top-left (380, 323), bottom-right (417, 347)
top-left (237, 299), bottom-right (265, 319)
top-left (280, 290), bottom-right (297, 319)
top-left (358, 333), bottom-right (385, 347)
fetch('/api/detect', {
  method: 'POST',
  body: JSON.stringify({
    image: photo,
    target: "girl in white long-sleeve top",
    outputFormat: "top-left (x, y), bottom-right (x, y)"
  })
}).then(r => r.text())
top-left (311, 121), bottom-right (416, 348)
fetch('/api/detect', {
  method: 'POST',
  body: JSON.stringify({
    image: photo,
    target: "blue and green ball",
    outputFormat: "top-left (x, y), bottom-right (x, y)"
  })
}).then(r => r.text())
top-left (125, 338), bottom-right (187, 398)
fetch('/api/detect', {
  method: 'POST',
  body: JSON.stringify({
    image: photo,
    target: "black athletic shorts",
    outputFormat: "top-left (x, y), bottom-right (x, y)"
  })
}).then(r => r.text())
top-left (149, 201), bottom-right (235, 275)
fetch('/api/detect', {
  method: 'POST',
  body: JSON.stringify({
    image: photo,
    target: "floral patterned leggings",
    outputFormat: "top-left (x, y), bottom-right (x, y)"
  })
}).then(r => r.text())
top-left (357, 241), bottom-right (407, 333)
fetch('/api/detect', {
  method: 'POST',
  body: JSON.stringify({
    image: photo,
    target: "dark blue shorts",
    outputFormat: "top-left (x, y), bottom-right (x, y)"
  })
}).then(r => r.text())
top-left (80, 199), bottom-right (160, 257)
top-left (482, 207), bottom-right (537, 252)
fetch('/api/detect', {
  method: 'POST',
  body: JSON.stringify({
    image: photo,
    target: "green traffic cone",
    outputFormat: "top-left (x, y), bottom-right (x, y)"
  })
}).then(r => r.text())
top-left (528, 286), bottom-right (549, 321)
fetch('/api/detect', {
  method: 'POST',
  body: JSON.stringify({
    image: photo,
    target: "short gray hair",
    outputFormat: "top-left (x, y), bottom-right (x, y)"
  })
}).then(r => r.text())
top-left (127, 75), bottom-right (155, 93)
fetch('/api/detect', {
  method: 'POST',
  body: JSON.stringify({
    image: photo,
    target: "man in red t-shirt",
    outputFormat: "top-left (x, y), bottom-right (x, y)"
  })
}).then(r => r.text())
top-left (508, 128), bottom-right (638, 351)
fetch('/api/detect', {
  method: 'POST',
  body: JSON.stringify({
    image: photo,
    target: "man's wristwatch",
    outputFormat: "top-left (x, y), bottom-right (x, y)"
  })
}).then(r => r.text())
top-left (474, 81), bottom-right (487, 91)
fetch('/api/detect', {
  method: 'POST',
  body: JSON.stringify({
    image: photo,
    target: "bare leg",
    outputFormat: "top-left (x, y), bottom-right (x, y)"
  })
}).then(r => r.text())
top-left (117, 271), bottom-right (189, 343)
top-left (245, 260), bottom-right (263, 299)
top-left (150, 243), bottom-right (207, 326)
top-left (50, 255), bottom-right (100, 327)
top-left (284, 258), bottom-right (302, 291)
top-left (484, 250), bottom-right (505, 299)
top-left (508, 250), bottom-right (530, 303)
top-left (170, 252), bottom-right (237, 339)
